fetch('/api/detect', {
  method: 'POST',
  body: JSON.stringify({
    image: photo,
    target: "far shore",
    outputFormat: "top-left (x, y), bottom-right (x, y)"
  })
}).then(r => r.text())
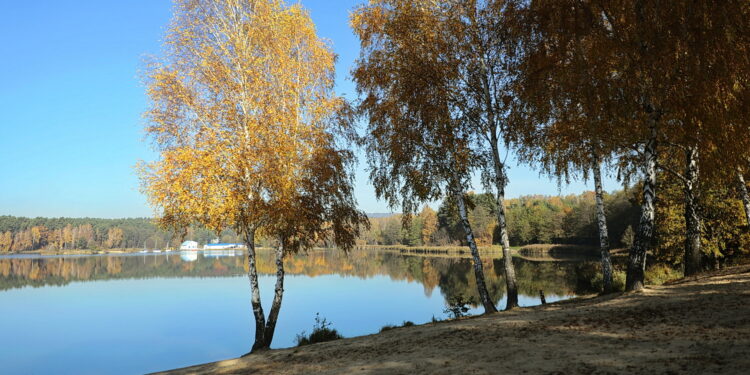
top-left (153, 265), bottom-right (750, 375)
top-left (0, 243), bottom-right (601, 258)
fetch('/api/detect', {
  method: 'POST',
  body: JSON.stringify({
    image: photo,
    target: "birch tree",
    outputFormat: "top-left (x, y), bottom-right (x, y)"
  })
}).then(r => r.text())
top-left (352, 0), bottom-right (524, 311)
top-left (139, 0), bottom-right (366, 352)
top-left (739, 171), bottom-right (750, 228)
top-left (351, 0), bottom-right (503, 313)
top-left (515, 0), bottom-right (750, 288)
top-left (619, 1), bottom-right (749, 278)
top-left (511, 23), bottom-right (621, 293)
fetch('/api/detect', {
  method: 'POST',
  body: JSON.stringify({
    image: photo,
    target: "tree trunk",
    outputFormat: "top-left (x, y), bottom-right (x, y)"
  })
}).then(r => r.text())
top-left (626, 122), bottom-right (658, 291)
top-left (683, 146), bottom-right (702, 276)
top-left (738, 171), bottom-right (750, 228)
top-left (454, 189), bottom-right (498, 314)
top-left (263, 241), bottom-right (286, 348)
top-left (479, 52), bottom-right (519, 310)
top-left (244, 227), bottom-right (268, 353)
top-left (489, 153), bottom-right (519, 310)
top-left (592, 156), bottom-right (614, 294)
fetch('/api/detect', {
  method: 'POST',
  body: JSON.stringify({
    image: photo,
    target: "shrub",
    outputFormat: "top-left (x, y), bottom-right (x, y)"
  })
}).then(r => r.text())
top-left (575, 262), bottom-right (626, 293)
top-left (443, 295), bottom-right (475, 319)
top-left (645, 264), bottom-right (682, 285)
top-left (380, 320), bottom-right (415, 333)
top-left (621, 226), bottom-right (635, 249)
top-left (379, 324), bottom-right (397, 333)
top-left (591, 269), bottom-right (626, 293)
top-left (295, 313), bottom-right (343, 346)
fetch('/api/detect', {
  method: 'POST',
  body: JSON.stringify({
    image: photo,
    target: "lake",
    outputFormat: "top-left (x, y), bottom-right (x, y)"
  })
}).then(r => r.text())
top-left (0, 249), bottom-right (595, 374)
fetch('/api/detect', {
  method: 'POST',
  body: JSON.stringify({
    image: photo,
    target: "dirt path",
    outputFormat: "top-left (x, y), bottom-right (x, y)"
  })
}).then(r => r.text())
top-left (154, 266), bottom-right (750, 374)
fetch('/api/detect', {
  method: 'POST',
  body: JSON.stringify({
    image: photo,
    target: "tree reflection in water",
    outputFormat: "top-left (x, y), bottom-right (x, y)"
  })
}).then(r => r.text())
top-left (0, 249), bottom-right (600, 306)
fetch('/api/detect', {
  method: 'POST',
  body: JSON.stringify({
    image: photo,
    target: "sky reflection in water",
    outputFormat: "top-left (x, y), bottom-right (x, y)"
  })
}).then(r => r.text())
top-left (0, 250), bottom-right (587, 374)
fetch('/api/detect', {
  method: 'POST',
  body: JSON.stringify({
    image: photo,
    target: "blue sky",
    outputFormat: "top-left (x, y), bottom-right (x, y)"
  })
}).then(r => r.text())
top-left (0, 0), bottom-right (618, 219)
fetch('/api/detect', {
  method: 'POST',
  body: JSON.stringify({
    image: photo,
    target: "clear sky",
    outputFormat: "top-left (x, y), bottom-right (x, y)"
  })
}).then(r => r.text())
top-left (0, 0), bottom-right (619, 219)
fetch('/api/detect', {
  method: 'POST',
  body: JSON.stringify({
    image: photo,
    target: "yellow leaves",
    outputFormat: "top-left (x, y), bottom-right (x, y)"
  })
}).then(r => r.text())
top-left (105, 228), bottom-right (124, 249)
top-left (140, 0), bottom-right (366, 251)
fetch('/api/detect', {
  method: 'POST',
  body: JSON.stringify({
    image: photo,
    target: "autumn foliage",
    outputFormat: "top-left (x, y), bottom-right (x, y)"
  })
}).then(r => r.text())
top-left (139, 0), bottom-right (365, 250)
top-left (139, 0), bottom-right (367, 352)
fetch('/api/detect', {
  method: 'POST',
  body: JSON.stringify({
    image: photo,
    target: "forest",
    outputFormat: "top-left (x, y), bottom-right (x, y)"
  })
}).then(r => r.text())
top-left (360, 190), bottom-right (640, 248)
top-left (0, 189), bottom-right (634, 252)
top-left (0, 216), bottom-right (242, 252)
top-left (348, 0), bottom-right (750, 309)
top-left (363, 177), bottom-right (749, 270)
top-left (0, 189), bottom-right (637, 253)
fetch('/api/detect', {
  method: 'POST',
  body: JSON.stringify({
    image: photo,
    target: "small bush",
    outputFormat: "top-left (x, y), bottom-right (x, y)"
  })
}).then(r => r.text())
top-left (645, 264), bottom-right (682, 285)
top-left (431, 315), bottom-right (441, 323)
top-left (621, 226), bottom-right (635, 249)
top-left (443, 295), bottom-right (475, 319)
top-left (575, 262), bottom-right (626, 293)
top-left (612, 270), bottom-right (626, 291)
top-left (295, 313), bottom-right (343, 346)
top-left (591, 269), bottom-right (626, 293)
top-left (380, 320), bottom-right (415, 333)
top-left (379, 324), bottom-right (397, 333)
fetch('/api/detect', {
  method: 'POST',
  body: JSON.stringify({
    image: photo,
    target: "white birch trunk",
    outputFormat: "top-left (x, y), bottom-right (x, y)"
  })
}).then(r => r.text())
top-left (738, 171), bottom-right (750, 228)
top-left (683, 146), bottom-right (702, 276)
top-left (489, 150), bottom-right (519, 309)
top-left (626, 122), bottom-right (658, 291)
top-left (592, 156), bottom-right (614, 293)
top-left (263, 240), bottom-right (286, 348)
top-left (454, 189), bottom-right (498, 314)
top-left (480, 53), bottom-right (519, 309)
top-left (243, 227), bottom-right (267, 353)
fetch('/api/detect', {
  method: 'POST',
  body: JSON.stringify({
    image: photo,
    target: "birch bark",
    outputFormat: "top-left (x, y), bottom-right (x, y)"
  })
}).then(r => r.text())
top-left (683, 146), bottom-right (702, 276)
top-left (244, 227), bottom-right (268, 352)
top-left (592, 156), bottom-right (614, 293)
top-left (626, 122), bottom-right (658, 291)
top-left (489, 141), bottom-right (519, 309)
top-left (454, 189), bottom-right (498, 313)
top-left (263, 241), bottom-right (286, 348)
top-left (738, 171), bottom-right (750, 228)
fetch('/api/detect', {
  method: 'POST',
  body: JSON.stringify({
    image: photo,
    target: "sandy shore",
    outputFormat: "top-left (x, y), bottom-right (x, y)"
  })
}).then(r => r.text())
top-left (154, 265), bottom-right (750, 375)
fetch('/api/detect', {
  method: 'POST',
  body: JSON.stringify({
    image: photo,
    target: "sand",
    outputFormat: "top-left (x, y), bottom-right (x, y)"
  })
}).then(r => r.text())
top-left (153, 265), bottom-right (750, 375)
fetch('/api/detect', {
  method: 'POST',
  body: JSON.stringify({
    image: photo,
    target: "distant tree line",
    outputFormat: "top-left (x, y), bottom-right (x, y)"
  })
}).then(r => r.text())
top-left (360, 183), bottom-right (749, 268)
top-left (5, 175), bottom-right (747, 267)
top-left (360, 190), bottom-right (639, 248)
top-left (0, 216), bottom-right (243, 253)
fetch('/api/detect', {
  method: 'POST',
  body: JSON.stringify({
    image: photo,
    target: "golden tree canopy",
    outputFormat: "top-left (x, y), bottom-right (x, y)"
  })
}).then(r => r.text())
top-left (140, 0), bottom-right (366, 250)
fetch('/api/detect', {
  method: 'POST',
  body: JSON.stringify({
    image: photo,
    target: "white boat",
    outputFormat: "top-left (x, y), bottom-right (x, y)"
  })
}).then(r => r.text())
top-left (180, 241), bottom-right (200, 250)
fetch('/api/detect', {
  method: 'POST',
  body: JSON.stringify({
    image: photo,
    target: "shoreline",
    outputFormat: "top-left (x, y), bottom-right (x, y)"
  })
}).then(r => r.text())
top-left (0, 243), bottom-right (599, 258)
top-left (153, 265), bottom-right (750, 375)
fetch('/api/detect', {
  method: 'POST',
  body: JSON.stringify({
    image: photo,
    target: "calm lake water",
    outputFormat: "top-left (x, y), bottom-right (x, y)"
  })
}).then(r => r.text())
top-left (0, 249), bottom-right (595, 374)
